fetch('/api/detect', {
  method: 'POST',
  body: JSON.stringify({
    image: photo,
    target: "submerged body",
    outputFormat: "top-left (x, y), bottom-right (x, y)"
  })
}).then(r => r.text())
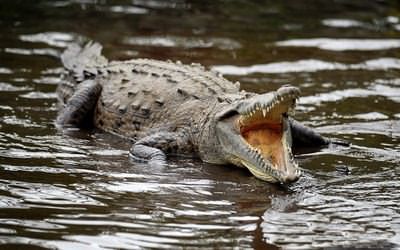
top-left (57, 42), bottom-right (331, 184)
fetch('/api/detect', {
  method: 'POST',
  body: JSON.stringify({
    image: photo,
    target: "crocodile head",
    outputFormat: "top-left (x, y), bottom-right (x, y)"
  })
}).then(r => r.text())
top-left (212, 86), bottom-right (301, 184)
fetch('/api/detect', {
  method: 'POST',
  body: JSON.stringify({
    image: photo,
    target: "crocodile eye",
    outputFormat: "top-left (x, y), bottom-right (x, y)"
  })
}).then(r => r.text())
top-left (218, 110), bottom-right (239, 120)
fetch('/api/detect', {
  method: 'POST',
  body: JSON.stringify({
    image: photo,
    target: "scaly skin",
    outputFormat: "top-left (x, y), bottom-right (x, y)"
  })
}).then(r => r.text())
top-left (57, 42), bottom-right (331, 184)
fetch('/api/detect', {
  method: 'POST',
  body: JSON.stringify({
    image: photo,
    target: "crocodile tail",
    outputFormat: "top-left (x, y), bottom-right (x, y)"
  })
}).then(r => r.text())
top-left (58, 42), bottom-right (107, 105)
top-left (61, 41), bottom-right (108, 76)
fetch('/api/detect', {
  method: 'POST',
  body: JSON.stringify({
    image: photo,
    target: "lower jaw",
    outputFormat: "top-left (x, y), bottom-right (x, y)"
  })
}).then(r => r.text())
top-left (241, 160), bottom-right (279, 183)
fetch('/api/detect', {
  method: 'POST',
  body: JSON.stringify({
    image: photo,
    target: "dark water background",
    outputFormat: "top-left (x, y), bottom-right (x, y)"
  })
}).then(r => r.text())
top-left (0, 0), bottom-right (400, 249)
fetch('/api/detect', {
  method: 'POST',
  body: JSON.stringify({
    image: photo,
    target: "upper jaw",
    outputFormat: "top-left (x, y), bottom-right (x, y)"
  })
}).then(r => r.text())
top-left (237, 86), bottom-right (300, 118)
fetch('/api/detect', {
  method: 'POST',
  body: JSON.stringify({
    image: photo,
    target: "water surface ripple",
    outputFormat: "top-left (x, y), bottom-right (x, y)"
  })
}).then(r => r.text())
top-left (0, 0), bottom-right (399, 249)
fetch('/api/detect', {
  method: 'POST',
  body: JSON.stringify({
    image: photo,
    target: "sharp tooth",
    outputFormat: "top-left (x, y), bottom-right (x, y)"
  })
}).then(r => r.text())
top-left (262, 109), bottom-right (267, 117)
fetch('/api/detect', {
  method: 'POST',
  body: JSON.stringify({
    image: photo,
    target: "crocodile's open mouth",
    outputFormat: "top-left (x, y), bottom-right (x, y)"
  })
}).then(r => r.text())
top-left (237, 88), bottom-right (301, 183)
top-left (215, 86), bottom-right (301, 183)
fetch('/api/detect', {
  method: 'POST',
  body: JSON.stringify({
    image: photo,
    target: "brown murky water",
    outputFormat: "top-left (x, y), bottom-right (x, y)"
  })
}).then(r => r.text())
top-left (0, 1), bottom-right (400, 249)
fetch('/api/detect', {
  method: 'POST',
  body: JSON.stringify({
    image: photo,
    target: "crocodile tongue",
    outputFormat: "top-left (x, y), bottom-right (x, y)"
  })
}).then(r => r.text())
top-left (240, 121), bottom-right (286, 172)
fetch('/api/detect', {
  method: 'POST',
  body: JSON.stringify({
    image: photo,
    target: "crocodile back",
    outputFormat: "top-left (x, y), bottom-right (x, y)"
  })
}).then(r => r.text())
top-left (93, 59), bottom-right (240, 139)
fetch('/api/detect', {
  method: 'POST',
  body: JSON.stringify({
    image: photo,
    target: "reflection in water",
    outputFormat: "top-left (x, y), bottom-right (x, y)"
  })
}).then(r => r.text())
top-left (262, 192), bottom-right (396, 249)
top-left (300, 85), bottom-right (400, 105)
top-left (0, 82), bottom-right (31, 92)
top-left (0, 0), bottom-right (399, 249)
top-left (4, 48), bottom-right (60, 57)
top-left (19, 32), bottom-right (74, 48)
top-left (322, 18), bottom-right (365, 28)
top-left (213, 58), bottom-right (400, 75)
top-left (275, 38), bottom-right (400, 51)
top-left (109, 5), bottom-right (149, 15)
top-left (124, 36), bottom-right (241, 50)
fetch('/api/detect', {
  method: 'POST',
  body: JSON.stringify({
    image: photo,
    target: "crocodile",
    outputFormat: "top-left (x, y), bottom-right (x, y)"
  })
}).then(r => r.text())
top-left (57, 42), bottom-right (333, 184)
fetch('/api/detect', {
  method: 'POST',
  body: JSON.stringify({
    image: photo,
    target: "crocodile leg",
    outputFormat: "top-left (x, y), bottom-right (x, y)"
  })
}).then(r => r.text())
top-left (129, 132), bottom-right (190, 166)
top-left (56, 79), bottom-right (102, 127)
